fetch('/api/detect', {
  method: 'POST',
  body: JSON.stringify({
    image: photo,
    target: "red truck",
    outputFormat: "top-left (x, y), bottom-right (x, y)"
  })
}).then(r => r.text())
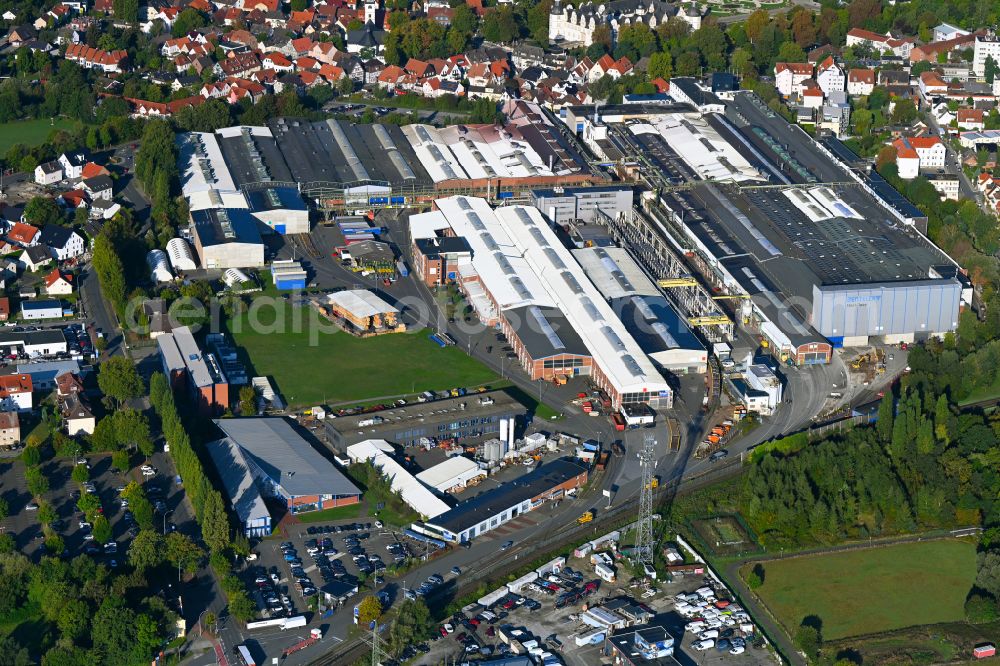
top-left (611, 413), bottom-right (625, 431)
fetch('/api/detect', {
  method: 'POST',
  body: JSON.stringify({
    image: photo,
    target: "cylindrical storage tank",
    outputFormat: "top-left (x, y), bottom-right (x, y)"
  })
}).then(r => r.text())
top-left (147, 250), bottom-right (173, 283)
top-left (166, 237), bottom-right (198, 271)
top-left (223, 268), bottom-right (251, 287)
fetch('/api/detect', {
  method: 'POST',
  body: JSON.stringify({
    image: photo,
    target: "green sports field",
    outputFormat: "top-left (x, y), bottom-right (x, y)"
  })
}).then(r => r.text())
top-left (229, 305), bottom-right (497, 407)
top-left (0, 118), bottom-right (82, 155)
top-left (750, 539), bottom-right (977, 640)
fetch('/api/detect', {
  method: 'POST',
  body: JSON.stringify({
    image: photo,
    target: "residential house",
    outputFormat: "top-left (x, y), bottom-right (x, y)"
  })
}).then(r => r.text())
top-left (34, 161), bottom-right (63, 186)
top-left (82, 175), bottom-right (113, 201)
top-left (80, 162), bottom-right (110, 180)
top-left (43, 269), bottom-right (73, 296)
top-left (20, 245), bottom-right (52, 272)
top-left (893, 136), bottom-right (946, 179)
top-left (935, 23), bottom-right (971, 42)
top-left (262, 52), bottom-right (294, 72)
top-left (958, 108), bottom-right (986, 130)
top-left (61, 392), bottom-right (94, 436)
top-left (847, 68), bottom-right (875, 96)
top-left (58, 150), bottom-right (90, 179)
top-left (0, 374), bottom-right (32, 412)
top-left (7, 26), bottom-right (36, 47)
top-left (7, 222), bottom-right (39, 247)
top-left (774, 62), bottom-right (814, 97)
top-left (932, 102), bottom-right (957, 126)
top-left (64, 43), bottom-right (128, 73)
top-left (845, 28), bottom-right (914, 58)
top-left (815, 56), bottom-right (845, 95)
top-left (918, 70), bottom-right (948, 99)
top-left (218, 52), bottom-right (261, 77)
top-left (377, 64), bottom-right (405, 89)
top-left (0, 412), bottom-right (19, 449)
top-left (801, 82), bottom-right (825, 108)
top-left (38, 226), bottom-right (85, 261)
top-left (910, 31), bottom-right (980, 64)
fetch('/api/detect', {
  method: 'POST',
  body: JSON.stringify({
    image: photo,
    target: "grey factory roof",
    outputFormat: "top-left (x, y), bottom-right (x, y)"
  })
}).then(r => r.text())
top-left (424, 458), bottom-right (588, 534)
top-left (246, 186), bottom-right (307, 212)
top-left (213, 418), bottom-right (361, 498)
top-left (414, 236), bottom-right (472, 259)
top-left (268, 117), bottom-right (431, 185)
top-left (504, 305), bottom-right (590, 361)
top-left (328, 390), bottom-right (525, 444)
top-left (0, 328), bottom-right (66, 347)
top-left (191, 207), bottom-right (262, 247)
top-left (612, 295), bottom-right (704, 354)
top-left (206, 434), bottom-right (271, 528)
top-left (216, 127), bottom-right (293, 187)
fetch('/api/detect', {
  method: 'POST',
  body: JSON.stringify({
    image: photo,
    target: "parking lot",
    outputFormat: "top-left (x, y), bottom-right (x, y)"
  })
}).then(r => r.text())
top-left (409, 557), bottom-right (773, 666)
top-left (1, 446), bottom-right (182, 572)
top-left (242, 519), bottom-right (421, 622)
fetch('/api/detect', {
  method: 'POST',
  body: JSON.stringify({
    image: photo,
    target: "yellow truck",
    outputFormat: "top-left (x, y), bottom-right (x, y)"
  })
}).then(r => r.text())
top-left (577, 511), bottom-right (594, 524)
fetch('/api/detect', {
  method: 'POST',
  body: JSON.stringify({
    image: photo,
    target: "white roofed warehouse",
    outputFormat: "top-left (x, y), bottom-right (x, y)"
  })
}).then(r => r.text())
top-left (208, 418), bottom-right (362, 530)
top-left (409, 196), bottom-right (672, 410)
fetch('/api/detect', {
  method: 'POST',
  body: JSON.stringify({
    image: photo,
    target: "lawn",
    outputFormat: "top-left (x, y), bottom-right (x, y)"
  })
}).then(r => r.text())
top-left (228, 305), bottom-right (497, 407)
top-left (0, 118), bottom-right (82, 155)
top-left (749, 539), bottom-right (977, 641)
top-left (296, 503), bottom-right (362, 523)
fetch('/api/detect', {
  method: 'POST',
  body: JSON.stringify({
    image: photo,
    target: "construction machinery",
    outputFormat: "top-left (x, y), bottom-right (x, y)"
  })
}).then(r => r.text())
top-left (657, 277), bottom-right (699, 288)
top-left (577, 511), bottom-right (594, 525)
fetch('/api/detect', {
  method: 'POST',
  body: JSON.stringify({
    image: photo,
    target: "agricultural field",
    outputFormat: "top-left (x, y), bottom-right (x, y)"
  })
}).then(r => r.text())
top-left (228, 304), bottom-right (497, 407)
top-left (748, 539), bottom-right (977, 641)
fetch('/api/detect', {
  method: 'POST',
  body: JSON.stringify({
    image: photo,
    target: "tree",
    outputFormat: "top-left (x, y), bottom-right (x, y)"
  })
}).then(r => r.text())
top-left (966, 590), bottom-right (999, 623)
top-left (166, 532), bottom-right (205, 574)
top-left (239, 386), bottom-right (257, 416)
top-left (228, 590), bottom-right (256, 622)
top-left (71, 464), bottom-right (89, 484)
top-left (92, 515), bottom-right (111, 545)
top-left (356, 595), bottom-right (382, 627)
top-left (481, 6), bottom-right (518, 43)
top-left (113, 0), bottom-right (139, 23)
top-left (37, 501), bottom-right (57, 525)
top-left (794, 621), bottom-right (821, 659)
top-left (647, 51), bottom-right (673, 81)
top-left (0, 498), bottom-right (8, 522)
top-left (451, 4), bottom-right (478, 35)
top-left (98, 357), bottom-right (143, 406)
top-left (387, 599), bottom-right (431, 656)
top-left (23, 197), bottom-right (64, 228)
top-left (746, 563), bottom-right (765, 589)
top-left (891, 98), bottom-right (917, 125)
top-left (171, 8), bottom-right (209, 37)
top-left (25, 467), bottom-right (49, 498)
top-left (876, 391), bottom-right (894, 441)
top-left (21, 445), bottom-right (40, 467)
top-left (729, 48), bottom-right (755, 77)
top-left (790, 10), bottom-right (817, 48)
top-left (776, 41), bottom-right (807, 63)
top-left (986, 56), bottom-right (1000, 85)
top-left (202, 491), bottom-right (231, 553)
top-left (114, 409), bottom-right (152, 457)
top-left (745, 9), bottom-right (769, 43)
top-left (129, 530), bottom-right (165, 571)
top-left (111, 450), bottom-right (129, 472)
top-left (875, 145), bottom-right (897, 172)
top-left (92, 232), bottom-right (127, 316)
top-left (57, 598), bottom-right (91, 642)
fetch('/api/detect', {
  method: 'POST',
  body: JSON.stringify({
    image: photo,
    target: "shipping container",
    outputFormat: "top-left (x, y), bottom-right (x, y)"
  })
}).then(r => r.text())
top-left (974, 645), bottom-right (996, 659)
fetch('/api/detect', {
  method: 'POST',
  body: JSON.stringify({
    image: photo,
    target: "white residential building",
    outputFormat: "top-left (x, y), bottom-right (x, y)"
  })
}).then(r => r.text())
top-left (893, 136), bottom-right (945, 179)
top-left (815, 56), bottom-right (845, 96)
top-left (774, 62), bottom-right (813, 97)
top-left (974, 35), bottom-right (1000, 78)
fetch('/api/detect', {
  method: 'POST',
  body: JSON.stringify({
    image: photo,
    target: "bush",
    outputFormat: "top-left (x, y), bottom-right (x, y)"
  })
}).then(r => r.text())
top-left (965, 591), bottom-right (999, 623)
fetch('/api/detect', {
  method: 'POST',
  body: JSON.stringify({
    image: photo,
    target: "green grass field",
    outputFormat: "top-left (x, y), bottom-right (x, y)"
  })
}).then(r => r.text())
top-left (750, 540), bottom-right (977, 641)
top-left (0, 118), bottom-right (81, 155)
top-left (296, 503), bottom-right (362, 523)
top-left (228, 306), bottom-right (497, 407)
